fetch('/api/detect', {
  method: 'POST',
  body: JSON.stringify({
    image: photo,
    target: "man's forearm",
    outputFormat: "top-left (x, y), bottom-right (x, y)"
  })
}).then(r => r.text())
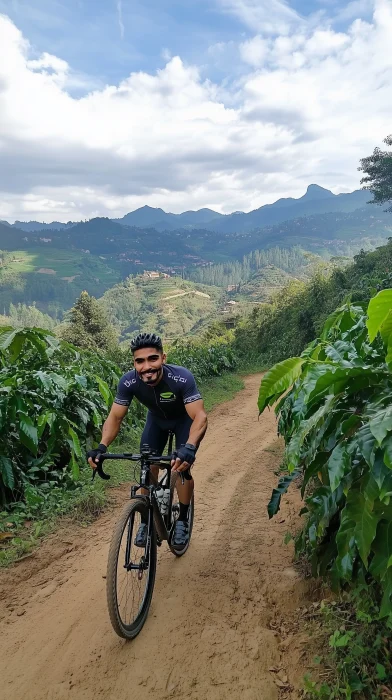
top-left (187, 413), bottom-right (208, 448)
top-left (101, 415), bottom-right (122, 447)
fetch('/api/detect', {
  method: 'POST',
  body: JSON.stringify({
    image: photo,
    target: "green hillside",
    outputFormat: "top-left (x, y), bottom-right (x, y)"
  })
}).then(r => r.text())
top-left (234, 238), bottom-right (392, 367)
top-left (100, 275), bottom-right (223, 339)
top-left (0, 248), bottom-right (120, 317)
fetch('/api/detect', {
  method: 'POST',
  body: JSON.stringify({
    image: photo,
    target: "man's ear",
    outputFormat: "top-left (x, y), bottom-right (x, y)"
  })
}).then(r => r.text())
top-left (162, 352), bottom-right (167, 364)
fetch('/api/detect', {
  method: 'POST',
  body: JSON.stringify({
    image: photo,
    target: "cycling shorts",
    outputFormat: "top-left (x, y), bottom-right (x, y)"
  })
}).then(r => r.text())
top-left (140, 411), bottom-right (193, 456)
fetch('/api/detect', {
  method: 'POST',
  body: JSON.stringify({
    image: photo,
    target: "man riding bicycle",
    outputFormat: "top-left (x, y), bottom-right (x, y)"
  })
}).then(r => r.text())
top-left (87, 332), bottom-right (208, 548)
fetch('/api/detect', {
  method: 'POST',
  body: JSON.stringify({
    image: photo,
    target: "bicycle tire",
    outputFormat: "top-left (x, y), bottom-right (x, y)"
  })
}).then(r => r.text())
top-left (168, 471), bottom-right (194, 557)
top-left (106, 499), bottom-right (157, 639)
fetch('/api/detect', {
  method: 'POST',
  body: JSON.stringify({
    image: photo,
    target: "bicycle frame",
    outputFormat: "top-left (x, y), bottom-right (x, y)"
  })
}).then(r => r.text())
top-left (99, 448), bottom-right (175, 545)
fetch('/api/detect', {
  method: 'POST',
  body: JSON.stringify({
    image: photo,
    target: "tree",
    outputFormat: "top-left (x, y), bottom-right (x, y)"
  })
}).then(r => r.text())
top-left (359, 135), bottom-right (392, 211)
top-left (58, 291), bottom-right (118, 353)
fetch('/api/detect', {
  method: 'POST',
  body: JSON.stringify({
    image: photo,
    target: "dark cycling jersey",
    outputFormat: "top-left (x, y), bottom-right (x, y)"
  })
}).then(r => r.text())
top-left (114, 364), bottom-right (202, 420)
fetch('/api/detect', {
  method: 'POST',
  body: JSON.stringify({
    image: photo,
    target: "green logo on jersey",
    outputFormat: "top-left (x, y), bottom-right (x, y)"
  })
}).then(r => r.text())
top-left (160, 391), bottom-right (176, 401)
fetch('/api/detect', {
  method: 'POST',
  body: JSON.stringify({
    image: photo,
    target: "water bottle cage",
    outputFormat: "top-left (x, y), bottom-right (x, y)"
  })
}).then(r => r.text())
top-left (156, 486), bottom-right (170, 516)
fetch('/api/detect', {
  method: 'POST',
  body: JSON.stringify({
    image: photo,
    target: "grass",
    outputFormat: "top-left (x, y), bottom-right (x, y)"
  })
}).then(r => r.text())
top-left (0, 371), bottom-right (246, 567)
top-left (200, 372), bottom-right (245, 412)
top-left (303, 587), bottom-right (392, 699)
top-left (2, 248), bottom-right (120, 283)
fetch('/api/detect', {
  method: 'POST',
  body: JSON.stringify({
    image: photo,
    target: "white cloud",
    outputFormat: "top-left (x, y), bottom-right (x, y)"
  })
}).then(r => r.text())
top-left (0, 3), bottom-right (392, 222)
top-left (333, 0), bottom-right (374, 22)
top-left (240, 36), bottom-right (269, 67)
top-left (216, 0), bottom-right (303, 34)
top-left (116, 0), bottom-right (125, 39)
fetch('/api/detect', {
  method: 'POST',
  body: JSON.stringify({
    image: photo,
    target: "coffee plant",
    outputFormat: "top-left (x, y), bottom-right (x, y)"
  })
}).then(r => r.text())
top-left (167, 335), bottom-right (237, 382)
top-left (0, 327), bottom-right (144, 506)
top-left (259, 290), bottom-right (392, 616)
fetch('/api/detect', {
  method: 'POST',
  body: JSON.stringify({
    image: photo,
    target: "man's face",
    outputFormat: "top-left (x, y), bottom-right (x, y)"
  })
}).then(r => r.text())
top-left (133, 346), bottom-right (166, 385)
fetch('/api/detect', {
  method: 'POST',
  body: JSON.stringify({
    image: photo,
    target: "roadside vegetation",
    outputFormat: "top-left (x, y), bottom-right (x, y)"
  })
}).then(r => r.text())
top-left (0, 314), bottom-right (242, 566)
top-left (259, 293), bottom-right (392, 697)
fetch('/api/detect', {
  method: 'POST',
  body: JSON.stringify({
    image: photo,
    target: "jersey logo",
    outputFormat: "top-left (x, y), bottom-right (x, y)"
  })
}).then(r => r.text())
top-left (124, 378), bottom-right (137, 387)
top-left (167, 372), bottom-right (186, 383)
top-left (160, 391), bottom-right (176, 402)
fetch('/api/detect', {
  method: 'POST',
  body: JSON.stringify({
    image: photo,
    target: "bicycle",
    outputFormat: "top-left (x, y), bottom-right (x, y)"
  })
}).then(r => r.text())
top-left (94, 432), bottom-right (194, 639)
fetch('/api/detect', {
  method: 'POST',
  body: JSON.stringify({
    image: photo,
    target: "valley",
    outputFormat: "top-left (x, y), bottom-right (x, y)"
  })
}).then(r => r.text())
top-left (1, 184), bottom-right (391, 337)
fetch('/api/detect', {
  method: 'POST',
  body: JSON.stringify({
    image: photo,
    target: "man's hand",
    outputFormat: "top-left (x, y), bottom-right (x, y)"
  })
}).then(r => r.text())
top-left (171, 444), bottom-right (196, 472)
top-left (87, 443), bottom-right (107, 469)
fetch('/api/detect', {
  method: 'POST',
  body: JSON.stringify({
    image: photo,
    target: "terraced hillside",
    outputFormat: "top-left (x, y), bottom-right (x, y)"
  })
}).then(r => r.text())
top-left (100, 275), bottom-right (224, 339)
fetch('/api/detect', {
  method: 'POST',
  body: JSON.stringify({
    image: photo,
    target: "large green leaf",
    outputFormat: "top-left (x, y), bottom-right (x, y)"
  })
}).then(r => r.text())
top-left (70, 454), bottom-right (80, 480)
top-left (328, 443), bottom-right (351, 492)
top-left (48, 373), bottom-right (68, 391)
top-left (267, 471), bottom-right (300, 519)
top-left (258, 357), bottom-right (304, 414)
top-left (286, 395), bottom-right (336, 472)
top-left (367, 290), bottom-right (392, 342)
top-left (68, 426), bottom-right (82, 459)
top-left (351, 424), bottom-right (376, 468)
top-left (0, 328), bottom-right (28, 362)
top-left (336, 516), bottom-right (356, 580)
top-left (380, 309), bottom-right (392, 345)
top-left (342, 482), bottom-right (379, 565)
top-left (19, 413), bottom-right (38, 456)
top-left (95, 376), bottom-right (112, 406)
top-left (369, 406), bottom-right (392, 446)
top-left (384, 435), bottom-right (392, 469)
top-left (379, 568), bottom-right (392, 618)
top-left (307, 367), bottom-right (381, 405)
top-left (320, 308), bottom-right (345, 340)
top-left (369, 520), bottom-right (392, 581)
top-left (0, 456), bottom-right (15, 490)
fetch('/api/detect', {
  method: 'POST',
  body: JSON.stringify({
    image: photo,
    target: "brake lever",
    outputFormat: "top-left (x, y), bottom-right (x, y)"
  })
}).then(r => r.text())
top-left (91, 458), bottom-right (111, 481)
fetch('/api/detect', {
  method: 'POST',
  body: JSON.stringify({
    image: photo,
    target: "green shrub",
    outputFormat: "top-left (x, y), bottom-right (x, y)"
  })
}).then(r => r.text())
top-left (259, 290), bottom-right (392, 617)
top-left (0, 327), bottom-right (144, 506)
top-left (167, 334), bottom-right (237, 382)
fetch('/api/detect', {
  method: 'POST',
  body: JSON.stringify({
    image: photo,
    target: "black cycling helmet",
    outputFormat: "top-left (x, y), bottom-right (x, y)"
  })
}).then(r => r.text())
top-left (130, 332), bottom-right (163, 354)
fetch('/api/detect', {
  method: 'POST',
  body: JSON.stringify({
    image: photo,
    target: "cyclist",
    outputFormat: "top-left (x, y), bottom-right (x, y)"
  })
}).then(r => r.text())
top-left (87, 332), bottom-right (208, 548)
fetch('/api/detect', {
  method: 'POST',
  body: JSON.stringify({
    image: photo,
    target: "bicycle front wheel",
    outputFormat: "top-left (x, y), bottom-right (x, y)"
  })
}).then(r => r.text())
top-left (106, 499), bottom-right (157, 639)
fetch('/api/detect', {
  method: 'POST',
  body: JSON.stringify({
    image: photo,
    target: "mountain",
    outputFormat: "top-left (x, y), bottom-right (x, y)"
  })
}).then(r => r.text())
top-left (2, 184), bottom-right (370, 234)
top-left (12, 220), bottom-right (74, 232)
top-left (112, 185), bottom-right (370, 233)
top-left (113, 205), bottom-right (223, 230)
top-left (204, 186), bottom-right (370, 233)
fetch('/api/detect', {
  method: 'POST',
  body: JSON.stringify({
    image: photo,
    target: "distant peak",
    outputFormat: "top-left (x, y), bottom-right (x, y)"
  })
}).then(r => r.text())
top-left (304, 184), bottom-right (334, 200)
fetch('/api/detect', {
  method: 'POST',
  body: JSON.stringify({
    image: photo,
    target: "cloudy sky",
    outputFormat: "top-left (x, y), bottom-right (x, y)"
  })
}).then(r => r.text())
top-left (0, 0), bottom-right (391, 222)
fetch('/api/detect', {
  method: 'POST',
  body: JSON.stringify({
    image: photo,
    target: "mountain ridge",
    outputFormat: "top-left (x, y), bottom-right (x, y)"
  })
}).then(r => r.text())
top-left (3, 184), bottom-right (371, 233)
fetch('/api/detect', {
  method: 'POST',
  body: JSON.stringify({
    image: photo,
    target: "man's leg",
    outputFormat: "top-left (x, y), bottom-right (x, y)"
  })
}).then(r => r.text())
top-left (135, 413), bottom-right (167, 547)
top-left (171, 416), bottom-right (195, 547)
top-left (175, 472), bottom-right (194, 519)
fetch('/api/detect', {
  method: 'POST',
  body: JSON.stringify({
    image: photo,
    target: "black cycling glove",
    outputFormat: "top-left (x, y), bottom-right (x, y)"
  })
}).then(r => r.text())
top-left (87, 443), bottom-right (107, 465)
top-left (174, 443), bottom-right (196, 466)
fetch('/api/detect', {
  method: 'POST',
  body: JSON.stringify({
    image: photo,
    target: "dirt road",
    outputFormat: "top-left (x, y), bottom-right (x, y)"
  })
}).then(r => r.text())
top-left (0, 375), bottom-right (315, 700)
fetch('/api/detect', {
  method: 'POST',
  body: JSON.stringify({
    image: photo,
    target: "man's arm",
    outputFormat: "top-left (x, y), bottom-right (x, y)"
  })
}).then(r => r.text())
top-left (185, 399), bottom-right (208, 448)
top-left (101, 402), bottom-right (129, 447)
top-left (87, 403), bottom-right (128, 469)
top-left (171, 399), bottom-right (208, 472)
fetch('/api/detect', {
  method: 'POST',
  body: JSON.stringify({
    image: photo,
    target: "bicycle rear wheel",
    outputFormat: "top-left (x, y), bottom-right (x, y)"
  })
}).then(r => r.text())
top-left (168, 471), bottom-right (194, 557)
top-left (106, 499), bottom-right (156, 639)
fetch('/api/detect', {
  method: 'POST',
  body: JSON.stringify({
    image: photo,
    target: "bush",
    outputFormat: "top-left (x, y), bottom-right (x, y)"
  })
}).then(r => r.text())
top-left (167, 334), bottom-right (237, 382)
top-left (0, 327), bottom-right (144, 506)
top-left (259, 290), bottom-right (392, 618)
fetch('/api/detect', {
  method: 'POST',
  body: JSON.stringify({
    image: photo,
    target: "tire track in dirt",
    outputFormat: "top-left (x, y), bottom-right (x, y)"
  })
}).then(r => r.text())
top-left (0, 375), bottom-right (316, 700)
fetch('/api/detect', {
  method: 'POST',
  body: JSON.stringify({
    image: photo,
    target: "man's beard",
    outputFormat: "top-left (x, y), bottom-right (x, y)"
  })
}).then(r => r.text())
top-left (140, 368), bottom-right (161, 384)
